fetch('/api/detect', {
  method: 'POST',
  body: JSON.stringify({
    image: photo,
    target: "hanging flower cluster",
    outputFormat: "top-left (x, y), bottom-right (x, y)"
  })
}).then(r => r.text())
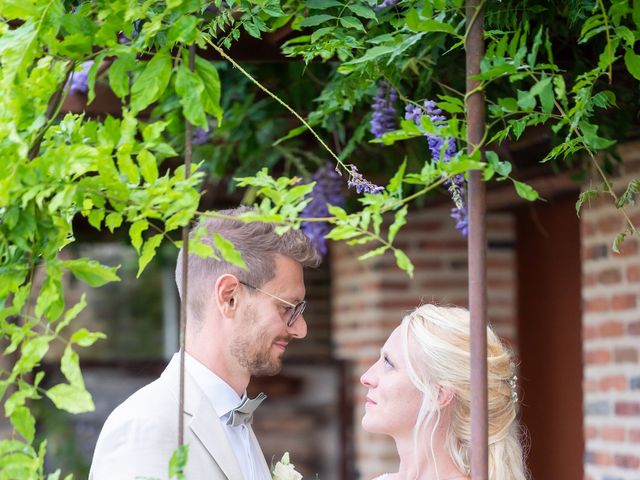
top-left (370, 80), bottom-right (398, 138)
top-left (405, 100), bottom-right (468, 236)
top-left (67, 60), bottom-right (94, 95)
top-left (301, 164), bottom-right (346, 257)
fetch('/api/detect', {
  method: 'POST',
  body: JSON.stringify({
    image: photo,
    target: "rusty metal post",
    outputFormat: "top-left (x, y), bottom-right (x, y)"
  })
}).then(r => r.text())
top-left (465, 1), bottom-right (487, 479)
top-left (178, 44), bottom-right (197, 446)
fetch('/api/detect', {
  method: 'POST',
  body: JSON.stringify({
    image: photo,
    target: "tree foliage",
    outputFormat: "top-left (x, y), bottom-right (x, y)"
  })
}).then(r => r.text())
top-left (1, 0), bottom-right (639, 477)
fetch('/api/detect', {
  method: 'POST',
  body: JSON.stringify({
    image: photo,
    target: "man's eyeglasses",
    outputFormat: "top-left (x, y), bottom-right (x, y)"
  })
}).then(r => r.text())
top-left (238, 281), bottom-right (306, 327)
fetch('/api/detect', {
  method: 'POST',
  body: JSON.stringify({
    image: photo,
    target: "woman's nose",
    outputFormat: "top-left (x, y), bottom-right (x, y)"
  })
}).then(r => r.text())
top-left (360, 363), bottom-right (377, 388)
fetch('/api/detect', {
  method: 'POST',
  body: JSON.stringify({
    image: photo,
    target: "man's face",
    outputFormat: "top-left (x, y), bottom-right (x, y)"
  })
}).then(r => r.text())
top-left (230, 255), bottom-right (307, 376)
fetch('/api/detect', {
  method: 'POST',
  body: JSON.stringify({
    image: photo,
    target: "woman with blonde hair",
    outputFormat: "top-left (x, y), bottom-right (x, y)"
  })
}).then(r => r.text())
top-left (361, 304), bottom-right (527, 480)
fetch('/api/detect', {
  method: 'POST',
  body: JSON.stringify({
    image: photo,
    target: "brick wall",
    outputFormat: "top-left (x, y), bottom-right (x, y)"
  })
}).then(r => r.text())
top-left (331, 207), bottom-right (518, 479)
top-left (581, 144), bottom-right (640, 480)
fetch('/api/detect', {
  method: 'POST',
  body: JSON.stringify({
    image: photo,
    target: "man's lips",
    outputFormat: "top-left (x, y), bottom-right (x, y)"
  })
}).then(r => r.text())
top-left (273, 341), bottom-right (288, 351)
top-left (365, 396), bottom-right (377, 406)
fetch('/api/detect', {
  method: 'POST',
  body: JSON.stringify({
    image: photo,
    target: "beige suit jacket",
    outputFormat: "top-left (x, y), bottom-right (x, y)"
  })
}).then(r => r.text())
top-left (89, 356), bottom-right (271, 480)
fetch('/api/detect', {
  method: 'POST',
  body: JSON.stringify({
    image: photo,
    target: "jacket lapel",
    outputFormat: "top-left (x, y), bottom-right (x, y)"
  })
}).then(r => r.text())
top-left (163, 356), bottom-right (244, 480)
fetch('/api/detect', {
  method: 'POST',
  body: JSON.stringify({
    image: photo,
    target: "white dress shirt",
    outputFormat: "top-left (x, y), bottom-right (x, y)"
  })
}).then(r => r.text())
top-left (183, 353), bottom-right (269, 480)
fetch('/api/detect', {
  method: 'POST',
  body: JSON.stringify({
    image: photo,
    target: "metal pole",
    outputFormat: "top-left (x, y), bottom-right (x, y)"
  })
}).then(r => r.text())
top-left (178, 44), bottom-right (196, 446)
top-left (465, 1), bottom-right (488, 479)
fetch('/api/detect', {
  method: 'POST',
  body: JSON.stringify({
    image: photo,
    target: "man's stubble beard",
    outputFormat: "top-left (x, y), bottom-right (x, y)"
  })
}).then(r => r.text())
top-left (229, 306), bottom-right (285, 377)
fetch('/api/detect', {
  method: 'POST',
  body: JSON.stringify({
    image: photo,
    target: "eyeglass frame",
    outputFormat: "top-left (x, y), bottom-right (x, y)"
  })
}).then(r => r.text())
top-left (238, 280), bottom-right (306, 327)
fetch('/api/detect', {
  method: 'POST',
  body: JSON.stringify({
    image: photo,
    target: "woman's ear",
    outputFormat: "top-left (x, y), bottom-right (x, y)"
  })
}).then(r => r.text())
top-left (214, 274), bottom-right (240, 319)
top-left (437, 385), bottom-right (456, 408)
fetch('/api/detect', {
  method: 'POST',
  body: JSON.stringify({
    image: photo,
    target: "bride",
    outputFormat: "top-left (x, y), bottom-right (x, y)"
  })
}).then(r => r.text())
top-left (360, 304), bottom-right (527, 480)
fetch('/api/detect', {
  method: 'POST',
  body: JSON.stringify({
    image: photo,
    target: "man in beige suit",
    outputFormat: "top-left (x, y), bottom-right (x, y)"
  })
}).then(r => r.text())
top-left (89, 207), bottom-right (320, 480)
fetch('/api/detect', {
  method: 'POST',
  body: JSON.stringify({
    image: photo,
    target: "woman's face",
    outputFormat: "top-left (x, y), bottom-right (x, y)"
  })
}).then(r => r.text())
top-left (360, 326), bottom-right (423, 436)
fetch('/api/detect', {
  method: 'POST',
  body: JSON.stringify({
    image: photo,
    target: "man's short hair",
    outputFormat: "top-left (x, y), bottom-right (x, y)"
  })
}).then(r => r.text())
top-left (175, 206), bottom-right (321, 323)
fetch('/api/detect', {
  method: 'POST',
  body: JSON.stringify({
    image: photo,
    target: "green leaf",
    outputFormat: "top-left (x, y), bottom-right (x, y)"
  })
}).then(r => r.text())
top-left (512, 180), bottom-right (539, 201)
top-left (358, 245), bottom-right (389, 261)
top-left (175, 64), bottom-right (207, 129)
top-left (388, 206), bottom-right (407, 243)
top-left (105, 212), bottom-right (123, 233)
top-left (129, 220), bottom-right (149, 253)
top-left (299, 14), bottom-right (335, 27)
top-left (138, 149), bottom-right (159, 184)
top-left (55, 294), bottom-right (87, 334)
top-left (70, 328), bottom-right (106, 348)
top-left (576, 189), bottom-right (600, 217)
top-left (213, 233), bottom-right (247, 270)
top-left (347, 4), bottom-right (376, 20)
top-left (46, 383), bottom-right (94, 414)
top-left (393, 249), bottom-right (414, 278)
top-left (130, 52), bottom-right (173, 114)
top-left (406, 9), bottom-right (456, 34)
top-left (616, 180), bottom-right (640, 207)
top-left (168, 15), bottom-right (198, 45)
top-left (624, 48), bottom-right (640, 80)
top-left (339, 16), bottom-right (365, 31)
top-left (194, 56), bottom-right (223, 125)
top-left (60, 346), bottom-right (83, 386)
top-left (612, 231), bottom-right (628, 254)
top-left (108, 52), bottom-right (135, 99)
top-left (634, 0), bottom-right (640, 27)
top-left (387, 158), bottom-right (407, 196)
top-left (137, 234), bottom-right (164, 277)
top-left (62, 259), bottom-right (120, 287)
top-left (168, 444), bottom-right (189, 480)
top-left (116, 151), bottom-right (140, 185)
top-left (10, 407), bottom-right (35, 444)
top-left (306, 0), bottom-right (342, 8)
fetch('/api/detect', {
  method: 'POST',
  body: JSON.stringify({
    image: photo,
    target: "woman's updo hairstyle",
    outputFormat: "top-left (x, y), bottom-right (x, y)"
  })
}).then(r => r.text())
top-left (400, 304), bottom-right (528, 480)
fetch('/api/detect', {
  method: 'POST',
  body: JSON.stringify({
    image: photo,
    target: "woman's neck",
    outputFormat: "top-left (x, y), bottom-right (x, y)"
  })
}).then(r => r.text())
top-left (392, 434), bottom-right (468, 480)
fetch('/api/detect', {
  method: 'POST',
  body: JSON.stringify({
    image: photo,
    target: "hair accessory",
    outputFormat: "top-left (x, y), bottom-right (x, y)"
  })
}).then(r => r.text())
top-left (507, 374), bottom-right (518, 403)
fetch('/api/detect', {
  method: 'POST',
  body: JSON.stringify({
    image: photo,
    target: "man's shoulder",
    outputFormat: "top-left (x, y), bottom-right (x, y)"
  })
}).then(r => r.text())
top-left (104, 374), bottom-right (177, 427)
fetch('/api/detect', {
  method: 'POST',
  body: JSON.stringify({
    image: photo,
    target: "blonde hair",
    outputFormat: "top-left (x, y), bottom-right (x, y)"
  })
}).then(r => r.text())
top-left (175, 206), bottom-right (320, 323)
top-left (400, 304), bottom-right (528, 480)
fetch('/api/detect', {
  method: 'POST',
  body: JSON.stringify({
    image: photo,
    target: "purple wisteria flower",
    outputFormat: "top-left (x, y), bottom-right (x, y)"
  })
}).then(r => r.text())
top-left (370, 81), bottom-right (398, 138)
top-left (405, 100), bottom-right (468, 236)
top-left (67, 60), bottom-right (94, 95)
top-left (346, 164), bottom-right (384, 195)
top-left (369, 0), bottom-right (399, 11)
top-left (192, 127), bottom-right (209, 145)
top-left (301, 164), bottom-right (346, 257)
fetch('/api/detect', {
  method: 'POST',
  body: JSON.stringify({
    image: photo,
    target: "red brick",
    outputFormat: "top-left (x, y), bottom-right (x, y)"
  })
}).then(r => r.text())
top-left (611, 293), bottom-right (637, 311)
top-left (615, 401), bottom-right (640, 415)
top-left (583, 325), bottom-right (598, 340)
top-left (583, 244), bottom-right (609, 260)
top-left (599, 375), bottom-right (628, 391)
top-left (628, 265), bottom-right (640, 282)
top-left (585, 349), bottom-right (612, 365)
top-left (597, 268), bottom-right (622, 284)
top-left (583, 273), bottom-right (597, 287)
top-left (585, 425), bottom-right (598, 440)
top-left (582, 221), bottom-right (597, 236)
top-left (629, 321), bottom-right (640, 335)
top-left (614, 347), bottom-right (639, 363)
top-left (598, 320), bottom-right (625, 337)
top-left (589, 451), bottom-right (613, 466)
top-left (598, 215), bottom-right (623, 234)
top-left (601, 425), bottom-right (626, 441)
top-left (629, 428), bottom-right (640, 443)
top-left (619, 239), bottom-right (639, 256)
top-left (585, 297), bottom-right (609, 312)
top-left (584, 379), bottom-right (600, 393)
top-left (614, 454), bottom-right (640, 469)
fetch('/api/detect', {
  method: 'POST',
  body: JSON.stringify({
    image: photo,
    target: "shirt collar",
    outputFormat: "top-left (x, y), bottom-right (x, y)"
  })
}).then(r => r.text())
top-left (180, 352), bottom-right (247, 420)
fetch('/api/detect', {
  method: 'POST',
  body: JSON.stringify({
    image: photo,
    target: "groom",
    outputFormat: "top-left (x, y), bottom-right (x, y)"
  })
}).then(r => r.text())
top-left (89, 207), bottom-right (320, 480)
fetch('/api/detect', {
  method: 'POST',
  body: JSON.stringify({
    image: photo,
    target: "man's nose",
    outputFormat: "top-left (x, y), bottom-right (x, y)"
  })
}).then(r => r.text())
top-left (288, 314), bottom-right (307, 339)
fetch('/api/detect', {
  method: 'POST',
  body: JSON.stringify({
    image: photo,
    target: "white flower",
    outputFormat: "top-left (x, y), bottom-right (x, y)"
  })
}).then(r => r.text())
top-left (272, 452), bottom-right (303, 480)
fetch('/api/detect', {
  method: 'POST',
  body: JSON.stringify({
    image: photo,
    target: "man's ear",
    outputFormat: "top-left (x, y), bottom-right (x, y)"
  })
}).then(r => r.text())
top-left (214, 274), bottom-right (240, 319)
top-left (437, 385), bottom-right (456, 409)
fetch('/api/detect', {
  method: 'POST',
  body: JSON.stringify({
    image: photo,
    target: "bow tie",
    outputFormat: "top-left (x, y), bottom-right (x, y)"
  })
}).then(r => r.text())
top-left (226, 392), bottom-right (267, 427)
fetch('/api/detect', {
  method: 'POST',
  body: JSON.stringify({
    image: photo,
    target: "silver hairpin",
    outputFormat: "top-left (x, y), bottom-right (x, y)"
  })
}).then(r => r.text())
top-left (507, 374), bottom-right (518, 403)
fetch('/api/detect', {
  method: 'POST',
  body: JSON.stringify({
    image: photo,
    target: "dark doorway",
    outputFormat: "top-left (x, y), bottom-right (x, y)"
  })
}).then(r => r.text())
top-left (516, 194), bottom-right (583, 479)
